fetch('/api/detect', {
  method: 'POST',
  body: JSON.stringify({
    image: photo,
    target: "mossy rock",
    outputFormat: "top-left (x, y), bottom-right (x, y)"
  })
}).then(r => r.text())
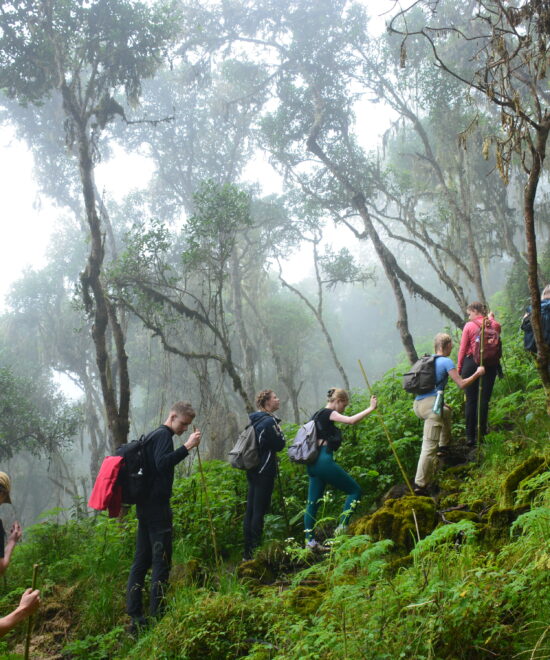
top-left (359, 496), bottom-right (437, 552)
top-left (349, 514), bottom-right (371, 536)
top-left (284, 584), bottom-right (325, 616)
top-left (437, 474), bottom-right (463, 492)
top-left (442, 463), bottom-right (476, 479)
top-left (515, 460), bottom-right (549, 506)
top-left (470, 499), bottom-right (485, 513)
top-left (237, 558), bottom-right (276, 586)
top-left (437, 494), bottom-right (460, 509)
top-left (501, 455), bottom-right (546, 506)
top-left (488, 503), bottom-right (530, 528)
top-left (441, 510), bottom-right (479, 524)
top-left (483, 503), bottom-right (531, 544)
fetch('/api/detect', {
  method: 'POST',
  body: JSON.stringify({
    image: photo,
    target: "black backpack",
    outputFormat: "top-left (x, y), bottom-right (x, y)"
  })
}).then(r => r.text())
top-left (115, 432), bottom-right (155, 505)
top-left (403, 355), bottom-right (438, 395)
top-left (522, 304), bottom-right (550, 353)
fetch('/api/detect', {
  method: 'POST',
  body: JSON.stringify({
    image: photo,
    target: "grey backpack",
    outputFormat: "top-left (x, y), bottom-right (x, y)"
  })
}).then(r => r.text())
top-left (228, 422), bottom-right (260, 470)
top-left (288, 412), bottom-right (321, 465)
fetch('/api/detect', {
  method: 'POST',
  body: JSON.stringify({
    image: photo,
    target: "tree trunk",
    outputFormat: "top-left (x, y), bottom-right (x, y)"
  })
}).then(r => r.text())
top-left (61, 81), bottom-right (131, 449)
top-left (524, 126), bottom-right (550, 411)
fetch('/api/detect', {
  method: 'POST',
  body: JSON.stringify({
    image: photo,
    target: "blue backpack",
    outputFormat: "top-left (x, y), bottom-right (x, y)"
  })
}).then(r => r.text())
top-left (522, 302), bottom-right (550, 353)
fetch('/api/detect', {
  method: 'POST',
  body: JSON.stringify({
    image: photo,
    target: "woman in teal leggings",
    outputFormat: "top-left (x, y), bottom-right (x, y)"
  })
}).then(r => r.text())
top-left (305, 388), bottom-right (377, 549)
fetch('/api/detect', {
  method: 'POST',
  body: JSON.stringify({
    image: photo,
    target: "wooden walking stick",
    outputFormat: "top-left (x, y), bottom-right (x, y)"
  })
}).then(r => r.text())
top-left (193, 430), bottom-right (221, 570)
top-left (476, 319), bottom-right (486, 462)
top-left (24, 563), bottom-right (39, 660)
top-left (358, 360), bottom-right (414, 495)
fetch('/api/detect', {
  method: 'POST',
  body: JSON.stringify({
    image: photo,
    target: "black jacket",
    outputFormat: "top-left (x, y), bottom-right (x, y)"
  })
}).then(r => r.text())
top-left (137, 425), bottom-right (189, 517)
top-left (248, 412), bottom-right (285, 476)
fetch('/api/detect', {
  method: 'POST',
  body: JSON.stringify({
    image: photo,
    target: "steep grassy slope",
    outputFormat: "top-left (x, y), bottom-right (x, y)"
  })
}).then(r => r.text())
top-left (0, 339), bottom-right (548, 659)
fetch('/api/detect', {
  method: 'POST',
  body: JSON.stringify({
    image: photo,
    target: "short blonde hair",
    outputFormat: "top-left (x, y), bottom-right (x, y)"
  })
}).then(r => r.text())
top-left (542, 285), bottom-right (550, 300)
top-left (327, 387), bottom-right (349, 405)
top-left (434, 333), bottom-right (452, 352)
top-left (170, 401), bottom-right (196, 419)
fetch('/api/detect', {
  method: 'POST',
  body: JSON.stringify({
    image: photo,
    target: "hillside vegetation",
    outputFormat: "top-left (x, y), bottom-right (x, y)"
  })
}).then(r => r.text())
top-left (0, 335), bottom-right (548, 660)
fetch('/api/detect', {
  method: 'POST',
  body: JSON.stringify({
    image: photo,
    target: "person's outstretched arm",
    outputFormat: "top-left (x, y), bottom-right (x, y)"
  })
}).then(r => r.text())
top-left (329, 396), bottom-right (378, 425)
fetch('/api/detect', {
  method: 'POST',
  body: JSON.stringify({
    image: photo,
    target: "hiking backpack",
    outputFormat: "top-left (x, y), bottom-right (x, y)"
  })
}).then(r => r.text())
top-left (228, 423), bottom-right (259, 470)
top-left (402, 354), bottom-right (437, 395)
top-left (115, 432), bottom-right (155, 504)
top-left (472, 319), bottom-right (502, 366)
top-left (287, 413), bottom-right (321, 465)
top-left (522, 314), bottom-right (536, 353)
top-left (522, 303), bottom-right (550, 353)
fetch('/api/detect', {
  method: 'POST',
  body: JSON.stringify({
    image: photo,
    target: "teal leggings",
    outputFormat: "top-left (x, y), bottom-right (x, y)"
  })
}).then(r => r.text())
top-left (304, 446), bottom-right (361, 541)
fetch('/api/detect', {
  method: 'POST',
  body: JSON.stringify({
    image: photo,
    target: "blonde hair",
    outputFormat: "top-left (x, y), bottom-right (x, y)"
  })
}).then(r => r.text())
top-left (542, 285), bottom-right (550, 300)
top-left (170, 401), bottom-right (196, 419)
top-left (256, 389), bottom-right (275, 410)
top-left (434, 333), bottom-right (452, 352)
top-left (327, 387), bottom-right (349, 405)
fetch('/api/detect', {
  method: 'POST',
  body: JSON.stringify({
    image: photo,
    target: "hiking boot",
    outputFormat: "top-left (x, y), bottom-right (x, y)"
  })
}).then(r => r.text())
top-left (413, 483), bottom-right (430, 496)
top-left (306, 539), bottom-right (330, 552)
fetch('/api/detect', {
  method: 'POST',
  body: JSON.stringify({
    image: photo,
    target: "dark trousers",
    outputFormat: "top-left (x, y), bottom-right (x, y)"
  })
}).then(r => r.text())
top-left (243, 469), bottom-right (275, 559)
top-left (126, 509), bottom-right (173, 619)
top-left (462, 355), bottom-right (498, 443)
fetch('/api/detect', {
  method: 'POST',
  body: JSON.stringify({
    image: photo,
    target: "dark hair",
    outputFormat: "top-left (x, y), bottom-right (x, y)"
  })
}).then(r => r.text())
top-left (256, 389), bottom-right (275, 410)
top-left (466, 301), bottom-right (487, 316)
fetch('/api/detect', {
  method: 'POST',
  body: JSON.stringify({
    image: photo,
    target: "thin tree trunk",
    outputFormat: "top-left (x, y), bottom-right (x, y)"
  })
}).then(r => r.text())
top-left (61, 81), bottom-right (131, 449)
top-left (524, 127), bottom-right (550, 410)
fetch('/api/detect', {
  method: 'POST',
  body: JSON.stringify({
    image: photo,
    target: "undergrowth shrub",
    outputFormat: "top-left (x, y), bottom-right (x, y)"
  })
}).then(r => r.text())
top-left (132, 589), bottom-right (276, 659)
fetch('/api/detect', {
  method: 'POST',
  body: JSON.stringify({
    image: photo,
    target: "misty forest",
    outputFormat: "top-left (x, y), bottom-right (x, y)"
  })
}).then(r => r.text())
top-left (0, 0), bottom-right (549, 658)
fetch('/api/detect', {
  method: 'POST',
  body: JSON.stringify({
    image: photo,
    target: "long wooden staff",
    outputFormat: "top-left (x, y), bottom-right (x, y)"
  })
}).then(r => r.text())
top-left (358, 360), bottom-right (414, 495)
top-left (476, 319), bottom-right (486, 462)
top-left (24, 563), bottom-right (39, 660)
top-left (194, 431), bottom-right (221, 570)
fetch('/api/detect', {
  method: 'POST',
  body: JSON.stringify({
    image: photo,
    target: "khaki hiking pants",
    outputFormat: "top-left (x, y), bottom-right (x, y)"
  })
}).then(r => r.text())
top-left (413, 396), bottom-right (451, 488)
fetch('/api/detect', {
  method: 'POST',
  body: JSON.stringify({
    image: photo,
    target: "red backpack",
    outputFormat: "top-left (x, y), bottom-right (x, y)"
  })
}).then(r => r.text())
top-left (472, 319), bottom-right (502, 366)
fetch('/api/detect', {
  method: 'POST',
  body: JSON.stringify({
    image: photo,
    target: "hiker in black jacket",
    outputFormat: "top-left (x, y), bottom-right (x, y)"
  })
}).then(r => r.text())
top-left (243, 389), bottom-right (285, 560)
top-left (126, 401), bottom-right (201, 634)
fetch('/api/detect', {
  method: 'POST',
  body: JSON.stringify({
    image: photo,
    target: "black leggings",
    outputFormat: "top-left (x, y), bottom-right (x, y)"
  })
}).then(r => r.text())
top-left (462, 355), bottom-right (498, 443)
top-left (243, 469), bottom-right (275, 559)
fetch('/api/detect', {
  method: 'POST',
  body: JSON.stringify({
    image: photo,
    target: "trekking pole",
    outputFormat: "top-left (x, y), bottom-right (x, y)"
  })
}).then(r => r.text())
top-left (194, 439), bottom-right (222, 570)
top-left (358, 360), bottom-right (414, 495)
top-left (476, 319), bottom-right (485, 463)
top-left (24, 563), bottom-right (39, 660)
top-left (276, 463), bottom-right (290, 537)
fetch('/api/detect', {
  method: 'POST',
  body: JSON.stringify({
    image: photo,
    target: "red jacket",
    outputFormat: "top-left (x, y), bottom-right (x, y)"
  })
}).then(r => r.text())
top-left (88, 456), bottom-right (123, 518)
